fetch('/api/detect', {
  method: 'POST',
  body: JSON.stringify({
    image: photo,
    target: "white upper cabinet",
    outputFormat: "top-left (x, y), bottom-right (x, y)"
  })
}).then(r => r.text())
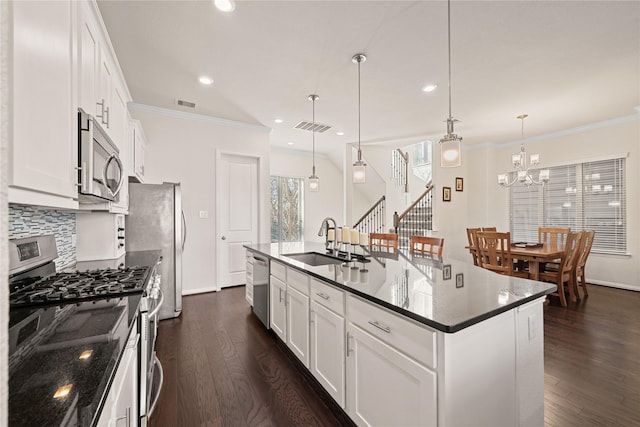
top-left (78, 0), bottom-right (130, 152)
top-left (128, 119), bottom-right (147, 183)
top-left (8, 0), bottom-right (78, 208)
top-left (8, 0), bottom-right (134, 210)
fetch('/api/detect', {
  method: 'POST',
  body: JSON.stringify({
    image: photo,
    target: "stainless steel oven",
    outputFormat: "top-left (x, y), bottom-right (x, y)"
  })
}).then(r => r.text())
top-left (139, 258), bottom-right (164, 426)
top-left (78, 108), bottom-right (125, 203)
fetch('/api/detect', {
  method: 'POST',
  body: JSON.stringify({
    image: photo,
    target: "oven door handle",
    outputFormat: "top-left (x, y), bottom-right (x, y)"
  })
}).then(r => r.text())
top-left (148, 353), bottom-right (164, 416)
top-left (148, 287), bottom-right (165, 319)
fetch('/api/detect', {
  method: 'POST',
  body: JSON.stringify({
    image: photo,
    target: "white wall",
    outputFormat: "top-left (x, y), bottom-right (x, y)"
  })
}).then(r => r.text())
top-left (1, 0), bottom-right (9, 418)
top-left (270, 148), bottom-right (343, 243)
top-left (130, 105), bottom-right (271, 294)
top-left (450, 117), bottom-right (640, 290)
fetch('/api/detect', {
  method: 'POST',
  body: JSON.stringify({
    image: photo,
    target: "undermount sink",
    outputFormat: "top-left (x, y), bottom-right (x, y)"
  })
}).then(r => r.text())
top-left (282, 252), bottom-right (345, 266)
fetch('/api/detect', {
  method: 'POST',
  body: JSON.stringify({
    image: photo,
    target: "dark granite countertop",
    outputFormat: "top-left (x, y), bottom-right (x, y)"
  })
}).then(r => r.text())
top-left (8, 250), bottom-right (161, 427)
top-left (245, 242), bottom-right (556, 333)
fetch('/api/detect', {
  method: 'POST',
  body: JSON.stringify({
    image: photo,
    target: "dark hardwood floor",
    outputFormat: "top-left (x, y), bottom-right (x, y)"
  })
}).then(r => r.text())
top-left (150, 284), bottom-right (640, 427)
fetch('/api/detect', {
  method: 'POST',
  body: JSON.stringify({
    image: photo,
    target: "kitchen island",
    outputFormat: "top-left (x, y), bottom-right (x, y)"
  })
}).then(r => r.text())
top-left (245, 241), bottom-right (556, 427)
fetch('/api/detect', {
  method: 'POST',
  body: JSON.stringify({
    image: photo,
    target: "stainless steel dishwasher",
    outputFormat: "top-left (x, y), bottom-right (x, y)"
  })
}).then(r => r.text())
top-left (249, 253), bottom-right (269, 328)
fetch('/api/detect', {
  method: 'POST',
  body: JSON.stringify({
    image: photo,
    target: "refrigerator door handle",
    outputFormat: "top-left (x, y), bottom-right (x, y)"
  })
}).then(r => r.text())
top-left (181, 210), bottom-right (187, 249)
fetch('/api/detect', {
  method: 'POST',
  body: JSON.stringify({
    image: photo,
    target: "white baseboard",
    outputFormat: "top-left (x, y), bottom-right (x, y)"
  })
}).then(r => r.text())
top-left (589, 280), bottom-right (640, 292)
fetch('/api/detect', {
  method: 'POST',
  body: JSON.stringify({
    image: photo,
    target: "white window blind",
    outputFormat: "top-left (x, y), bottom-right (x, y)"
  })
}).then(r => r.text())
top-left (509, 157), bottom-right (626, 254)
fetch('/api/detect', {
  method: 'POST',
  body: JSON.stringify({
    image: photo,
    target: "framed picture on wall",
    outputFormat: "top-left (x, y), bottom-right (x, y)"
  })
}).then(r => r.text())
top-left (456, 177), bottom-right (464, 192)
top-left (443, 187), bottom-right (451, 202)
top-left (456, 273), bottom-right (464, 288)
top-left (443, 264), bottom-right (452, 280)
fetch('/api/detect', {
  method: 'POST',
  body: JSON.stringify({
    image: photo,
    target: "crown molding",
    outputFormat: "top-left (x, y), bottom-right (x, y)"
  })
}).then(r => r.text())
top-left (128, 103), bottom-right (271, 132)
top-left (468, 112), bottom-right (640, 151)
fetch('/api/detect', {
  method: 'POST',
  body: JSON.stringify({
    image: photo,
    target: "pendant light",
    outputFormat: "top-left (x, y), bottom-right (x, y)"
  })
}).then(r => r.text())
top-left (439, 0), bottom-right (462, 168)
top-left (352, 53), bottom-right (367, 183)
top-left (308, 94), bottom-right (320, 192)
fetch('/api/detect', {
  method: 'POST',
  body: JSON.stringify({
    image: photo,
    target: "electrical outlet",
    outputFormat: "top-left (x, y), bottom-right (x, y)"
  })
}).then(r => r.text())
top-left (199, 210), bottom-right (209, 219)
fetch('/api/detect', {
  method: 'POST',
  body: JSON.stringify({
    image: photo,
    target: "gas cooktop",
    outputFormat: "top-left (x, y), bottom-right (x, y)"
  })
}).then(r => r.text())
top-left (9, 266), bottom-right (149, 308)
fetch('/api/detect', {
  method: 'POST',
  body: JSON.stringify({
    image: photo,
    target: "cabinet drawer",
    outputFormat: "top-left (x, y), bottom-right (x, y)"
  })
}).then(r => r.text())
top-left (347, 295), bottom-right (436, 369)
top-left (310, 277), bottom-right (345, 316)
top-left (271, 261), bottom-right (286, 282)
top-left (287, 267), bottom-right (309, 295)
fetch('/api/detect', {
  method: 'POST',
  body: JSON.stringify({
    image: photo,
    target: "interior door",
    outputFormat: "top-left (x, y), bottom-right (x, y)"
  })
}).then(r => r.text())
top-left (217, 153), bottom-right (259, 289)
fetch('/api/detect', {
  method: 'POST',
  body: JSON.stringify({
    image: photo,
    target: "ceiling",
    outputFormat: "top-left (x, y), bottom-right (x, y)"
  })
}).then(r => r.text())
top-left (98, 0), bottom-right (640, 155)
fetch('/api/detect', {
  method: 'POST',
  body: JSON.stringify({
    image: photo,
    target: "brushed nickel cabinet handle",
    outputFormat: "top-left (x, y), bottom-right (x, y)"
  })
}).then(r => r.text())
top-left (368, 320), bottom-right (391, 333)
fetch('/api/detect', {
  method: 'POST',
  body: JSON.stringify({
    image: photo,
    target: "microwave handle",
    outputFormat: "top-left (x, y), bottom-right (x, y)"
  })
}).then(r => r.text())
top-left (103, 153), bottom-right (125, 198)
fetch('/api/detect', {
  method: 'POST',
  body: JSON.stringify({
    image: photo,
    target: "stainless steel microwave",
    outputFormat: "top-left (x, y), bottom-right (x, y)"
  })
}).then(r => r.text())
top-left (78, 108), bottom-right (124, 203)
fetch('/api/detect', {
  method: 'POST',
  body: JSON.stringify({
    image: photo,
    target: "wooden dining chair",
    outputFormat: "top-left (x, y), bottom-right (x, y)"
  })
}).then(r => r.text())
top-left (538, 227), bottom-right (570, 249)
top-left (574, 230), bottom-right (595, 298)
top-left (481, 227), bottom-right (497, 232)
top-left (466, 228), bottom-right (481, 265)
top-left (538, 227), bottom-right (570, 271)
top-left (539, 231), bottom-right (585, 307)
top-left (410, 235), bottom-right (444, 256)
top-left (475, 231), bottom-right (529, 279)
top-left (369, 233), bottom-right (398, 251)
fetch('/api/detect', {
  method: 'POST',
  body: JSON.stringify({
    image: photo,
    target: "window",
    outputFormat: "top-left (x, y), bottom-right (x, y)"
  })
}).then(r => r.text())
top-left (510, 157), bottom-right (626, 254)
top-left (270, 176), bottom-right (304, 242)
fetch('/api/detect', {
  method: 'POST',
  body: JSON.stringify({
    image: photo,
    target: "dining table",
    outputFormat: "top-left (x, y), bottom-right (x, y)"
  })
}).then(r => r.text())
top-left (509, 243), bottom-right (565, 281)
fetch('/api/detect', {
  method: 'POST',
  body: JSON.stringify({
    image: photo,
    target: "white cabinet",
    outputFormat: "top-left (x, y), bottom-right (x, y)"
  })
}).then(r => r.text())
top-left (345, 295), bottom-right (437, 427)
top-left (245, 252), bottom-right (254, 305)
top-left (269, 262), bottom-right (310, 368)
top-left (286, 285), bottom-right (310, 367)
top-left (310, 300), bottom-right (345, 407)
top-left (269, 275), bottom-right (287, 342)
top-left (98, 319), bottom-right (139, 427)
top-left (346, 323), bottom-right (437, 427)
top-left (78, 1), bottom-right (131, 152)
top-left (128, 120), bottom-right (147, 183)
top-left (8, 0), bottom-right (78, 209)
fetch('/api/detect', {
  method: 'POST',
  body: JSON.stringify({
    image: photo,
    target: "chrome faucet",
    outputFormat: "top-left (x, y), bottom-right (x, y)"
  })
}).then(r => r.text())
top-left (318, 217), bottom-right (336, 249)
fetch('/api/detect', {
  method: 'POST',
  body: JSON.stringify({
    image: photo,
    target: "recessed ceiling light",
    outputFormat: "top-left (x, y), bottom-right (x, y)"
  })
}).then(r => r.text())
top-left (199, 76), bottom-right (214, 85)
top-left (422, 84), bottom-right (438, 93)
top-left (336, 131), bottom-right (345, 136)
top-left (287, 142), bottom-right (294, 146)
top-left (274, 119), bottom-right (283, 124)
top-left (213, 0), bottom-right (235, 12)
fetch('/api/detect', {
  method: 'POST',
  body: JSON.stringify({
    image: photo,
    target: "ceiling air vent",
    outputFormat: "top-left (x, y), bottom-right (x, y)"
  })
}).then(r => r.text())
top-left (176, 99), bottom-right (196, 108)
top-left (294, 121), bottom-right (331, 133)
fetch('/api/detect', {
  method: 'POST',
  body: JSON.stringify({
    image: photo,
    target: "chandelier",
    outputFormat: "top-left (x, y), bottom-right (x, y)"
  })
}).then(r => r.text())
top-left (497, 114), bottom-right (550, 187)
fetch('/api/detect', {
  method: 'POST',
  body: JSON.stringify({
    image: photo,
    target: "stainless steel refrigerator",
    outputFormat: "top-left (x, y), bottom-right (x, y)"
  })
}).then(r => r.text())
top-left (126, 182), bottom-right (185, 320)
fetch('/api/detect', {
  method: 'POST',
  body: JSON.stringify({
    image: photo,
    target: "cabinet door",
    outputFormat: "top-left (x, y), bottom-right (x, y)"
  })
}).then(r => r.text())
top-left (113, 334), bottom-right (139, 427)
top-left (134, 125), bottom-right (146, 181)
top-left (286, 286), bottom-right (310, 368)
top-left (78, 3), bottom-right (99, 115)
top-left (97, 45), bottom-right (113, 130)
top-left (310, 301), bottom-right (345, 407)
top-left (346, 324), bottom-right (436, 427)
top-left (10, 0), bottom-right (77, 200)
top-left (269, 276), bottom-right (287, 342)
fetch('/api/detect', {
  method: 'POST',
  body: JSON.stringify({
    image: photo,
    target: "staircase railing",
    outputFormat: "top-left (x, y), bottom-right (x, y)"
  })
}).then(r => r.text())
top-left (353, 195), bottom-right (385, 234)
top-left (391, 149), bottom-right (409, 193)
top-left (393, 185), bottom-right (434, 248)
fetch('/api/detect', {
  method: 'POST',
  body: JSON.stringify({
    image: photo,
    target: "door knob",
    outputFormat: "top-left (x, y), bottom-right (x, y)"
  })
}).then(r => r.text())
top-left (221, 236), bottom-right (227, 240)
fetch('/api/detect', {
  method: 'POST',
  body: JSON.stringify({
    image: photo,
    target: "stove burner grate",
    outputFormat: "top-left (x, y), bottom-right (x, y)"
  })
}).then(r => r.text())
top-left (10, 266), bottom-right (150, 308)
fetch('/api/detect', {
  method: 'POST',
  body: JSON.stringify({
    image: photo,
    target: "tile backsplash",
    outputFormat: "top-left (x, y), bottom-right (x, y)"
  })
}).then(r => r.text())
top-left (8, 204), bottom-right (76, 271)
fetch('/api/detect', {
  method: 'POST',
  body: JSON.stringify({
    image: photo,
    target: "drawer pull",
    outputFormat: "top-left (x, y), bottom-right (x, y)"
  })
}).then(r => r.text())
top-left (368, 320), bottom-right (391, 333)
top-left (315, 292), bottom-right (330, 300)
